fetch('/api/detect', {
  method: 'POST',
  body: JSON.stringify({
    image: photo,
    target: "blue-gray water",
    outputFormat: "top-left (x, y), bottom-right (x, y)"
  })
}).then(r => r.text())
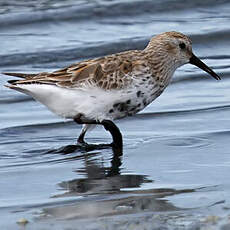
top-left (1, 0), bottom-right (230, 229)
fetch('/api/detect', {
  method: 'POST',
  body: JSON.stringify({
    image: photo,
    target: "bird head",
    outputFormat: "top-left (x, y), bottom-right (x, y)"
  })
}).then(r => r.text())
top-left (146, 31), bottom-right (221, 80)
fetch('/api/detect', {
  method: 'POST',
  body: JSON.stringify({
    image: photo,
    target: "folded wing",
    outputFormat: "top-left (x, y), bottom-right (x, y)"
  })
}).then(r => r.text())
top-left (3, 50), bottom-right (147, 91)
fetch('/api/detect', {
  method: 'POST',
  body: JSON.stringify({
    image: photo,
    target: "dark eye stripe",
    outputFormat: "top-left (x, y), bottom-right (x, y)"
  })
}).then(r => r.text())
top-left (179, 42), bottom-right (186, 49)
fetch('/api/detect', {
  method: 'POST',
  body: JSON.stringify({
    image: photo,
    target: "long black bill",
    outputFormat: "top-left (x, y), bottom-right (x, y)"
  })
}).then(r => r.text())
top-left (189, 54), bottom-right (221, 80)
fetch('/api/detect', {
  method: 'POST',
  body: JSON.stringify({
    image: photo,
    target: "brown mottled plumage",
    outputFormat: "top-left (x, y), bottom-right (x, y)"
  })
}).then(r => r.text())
top-left (3, 31), bottom-right (221, 148)
top-left (4, 32), bottom-right (192, 90)
top-left (5, 50), bottom-right (151, 90)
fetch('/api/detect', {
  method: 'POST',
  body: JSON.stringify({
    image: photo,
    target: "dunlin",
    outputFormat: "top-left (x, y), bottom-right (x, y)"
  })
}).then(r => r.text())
top-left (4, 31), bottom-right (221, 150)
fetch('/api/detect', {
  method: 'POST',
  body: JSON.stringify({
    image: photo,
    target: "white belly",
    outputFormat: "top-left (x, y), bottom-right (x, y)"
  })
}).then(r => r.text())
top-left (12, 81), bottom-right (162, 121)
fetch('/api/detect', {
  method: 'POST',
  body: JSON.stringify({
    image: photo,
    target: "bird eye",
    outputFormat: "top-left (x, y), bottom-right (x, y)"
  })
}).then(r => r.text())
top-left (179, 42), bottom-right (186, 49)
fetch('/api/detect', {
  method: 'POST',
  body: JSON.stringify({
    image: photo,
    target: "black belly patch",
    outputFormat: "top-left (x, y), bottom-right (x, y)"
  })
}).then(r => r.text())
top-left (112, 101), bottom-right (131, 114)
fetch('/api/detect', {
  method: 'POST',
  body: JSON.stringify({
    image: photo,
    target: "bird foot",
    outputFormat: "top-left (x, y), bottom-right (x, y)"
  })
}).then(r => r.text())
top-left (76, 141), bottom-right (112, 151)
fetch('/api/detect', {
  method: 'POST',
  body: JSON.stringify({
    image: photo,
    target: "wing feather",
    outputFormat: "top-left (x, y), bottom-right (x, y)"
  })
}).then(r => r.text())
top-left (4, 50), bottom-right (147, 90)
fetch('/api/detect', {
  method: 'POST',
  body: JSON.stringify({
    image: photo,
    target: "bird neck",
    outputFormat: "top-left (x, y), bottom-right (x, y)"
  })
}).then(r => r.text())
top-left (143, 48), bottom-right (178, 87)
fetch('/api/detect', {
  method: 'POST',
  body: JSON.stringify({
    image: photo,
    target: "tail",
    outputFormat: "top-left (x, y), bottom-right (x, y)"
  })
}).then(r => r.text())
top-left (2, 72), bottom-right (37, 94)
top-left (3, 72), bottom-right (37, 79)
top-left (2, 72), bottom-right (37, 85)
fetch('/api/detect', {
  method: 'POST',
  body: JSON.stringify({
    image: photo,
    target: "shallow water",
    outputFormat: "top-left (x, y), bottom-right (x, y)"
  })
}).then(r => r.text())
top-left (1, 0), bottom-right (230, 229)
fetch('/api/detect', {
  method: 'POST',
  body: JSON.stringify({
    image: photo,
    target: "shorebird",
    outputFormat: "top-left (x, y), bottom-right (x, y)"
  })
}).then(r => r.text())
top-left (4, 31), bottom-right (221, 150)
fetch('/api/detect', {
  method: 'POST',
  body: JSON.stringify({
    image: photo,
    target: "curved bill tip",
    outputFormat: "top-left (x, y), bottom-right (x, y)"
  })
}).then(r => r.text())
top-left (189, 54), bottom-right (221, 80)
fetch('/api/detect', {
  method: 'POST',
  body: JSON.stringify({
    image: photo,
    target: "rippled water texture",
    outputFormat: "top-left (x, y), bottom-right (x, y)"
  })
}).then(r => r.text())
top-left (1, 0), bottom-right (230, 229)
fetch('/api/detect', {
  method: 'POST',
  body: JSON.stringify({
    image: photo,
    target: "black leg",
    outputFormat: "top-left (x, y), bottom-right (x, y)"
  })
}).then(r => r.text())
top-left (74, 114), bottom-right (123, 150)
top-left (47, 116), bottom-right (123, 154)
top-left (101, 120), bottom-right (123, 150)
top-left (74, 114), bottom-right (99, 145)
top-left (77, 129), bottom-right (86, 144)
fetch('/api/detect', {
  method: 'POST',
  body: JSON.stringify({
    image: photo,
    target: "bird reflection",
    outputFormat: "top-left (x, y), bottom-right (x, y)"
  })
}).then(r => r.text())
top-left (55, 146), bottom-right (152, 197)
top-left (43, 146), bottom-right (196, 220)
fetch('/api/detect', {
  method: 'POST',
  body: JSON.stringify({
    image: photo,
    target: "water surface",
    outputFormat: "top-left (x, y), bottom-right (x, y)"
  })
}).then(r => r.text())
top-left (1, 0), bottom-right (230, 229)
